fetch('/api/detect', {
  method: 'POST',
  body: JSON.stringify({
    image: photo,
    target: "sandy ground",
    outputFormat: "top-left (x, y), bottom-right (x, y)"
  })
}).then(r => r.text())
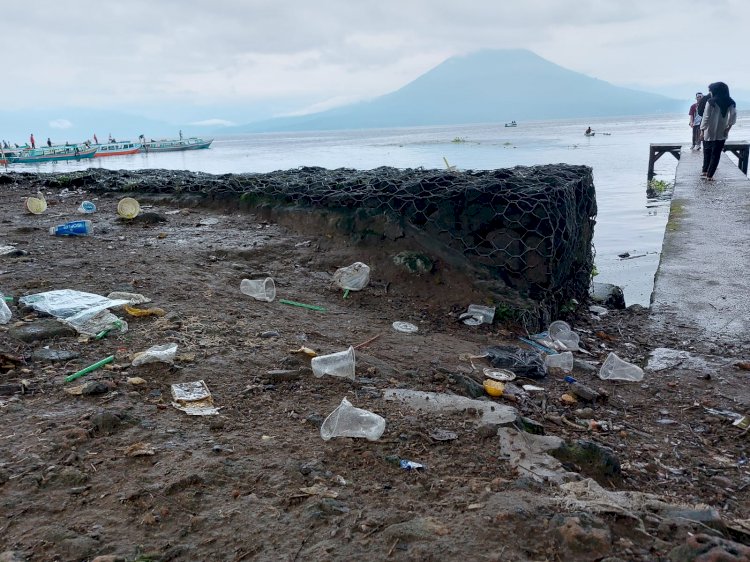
top-left (0, 178), bottom-right (749, 561)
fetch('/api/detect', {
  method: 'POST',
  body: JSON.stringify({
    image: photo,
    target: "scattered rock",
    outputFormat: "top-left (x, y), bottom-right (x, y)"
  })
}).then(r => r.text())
top-left (82, 381), bottom-right (111, 396)
top-left (90, 411), bottom-right (122, 435)
top-left (31, 348), bottom-right (80, 362)
top-left (392, 251), bottom-right (434, 274)
top-left (550, 513), bottom-right (612, 562)
top-left (669, 533), bottom-right (750, 562)
top-left (450, 373), bottom-right (485, 398)
top-left (590, 282), bottom-right (626, 309)
top-left (9, 319), bottom-right (76, 343)
top-left (0, 552), bottom-right (25, 562)
top-left (550, 440), bottom-right (621, 483)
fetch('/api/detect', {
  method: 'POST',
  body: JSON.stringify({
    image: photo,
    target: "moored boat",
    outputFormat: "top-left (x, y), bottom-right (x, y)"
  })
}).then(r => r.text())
top-left (94, 141), bottom-right (142, 157)
top-left (141, 137), bottom-right (213, 153)
top-left (8, 145), bottom-right (97, 164)
top-left (505, 121), bottom-right (517, 127)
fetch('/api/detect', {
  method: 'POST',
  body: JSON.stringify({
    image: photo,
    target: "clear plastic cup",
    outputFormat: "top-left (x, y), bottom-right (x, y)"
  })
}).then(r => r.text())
top-left (548, 320), bottom-right (571, 340)
top-left (598, 352), bottom-right (644, 382)
top-left (320, 397), bottom-right (385, 441)
top-left (240, 278), bottom-right (276, 302)
top-left (555, 331), bottom-right (580, 351)
top-left (544, 351), bottom-right (574, 375)
top-left (311, 346), bottom-right (356, 380)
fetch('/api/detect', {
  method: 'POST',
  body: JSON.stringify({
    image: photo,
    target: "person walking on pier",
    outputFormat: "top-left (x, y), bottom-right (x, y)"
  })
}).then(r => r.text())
top-left (700, 82), bottom-right (737, 181)
top-left (689, 92), bottom-right (703, 150)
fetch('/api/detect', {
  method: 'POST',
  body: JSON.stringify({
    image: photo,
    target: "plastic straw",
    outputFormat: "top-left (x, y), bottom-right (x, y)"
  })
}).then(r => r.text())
top-left (3, 296), bottom-right (13, 302)
top-left (278, 299), bottom-right (326, 312)
top-left (65, 355), bottom-right (115, 383)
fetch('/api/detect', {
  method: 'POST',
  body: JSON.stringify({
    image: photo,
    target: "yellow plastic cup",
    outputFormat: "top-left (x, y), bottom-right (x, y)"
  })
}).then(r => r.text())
top-left (117, 197), bottom-right (140, 219)
top-left (26, 196), bottom-right (47, 214)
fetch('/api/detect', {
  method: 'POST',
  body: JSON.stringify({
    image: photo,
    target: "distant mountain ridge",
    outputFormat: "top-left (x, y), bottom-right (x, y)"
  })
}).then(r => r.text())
top-left (233, 49), bottom-right (682, 133)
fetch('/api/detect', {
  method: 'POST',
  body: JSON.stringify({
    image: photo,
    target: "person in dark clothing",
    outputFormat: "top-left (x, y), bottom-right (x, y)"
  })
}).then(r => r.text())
top-left (700, 82), bottom-right (737, 180)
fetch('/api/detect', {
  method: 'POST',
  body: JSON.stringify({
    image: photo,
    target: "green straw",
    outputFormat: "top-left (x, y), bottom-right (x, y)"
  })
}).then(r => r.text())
top-left (278, 299), bottom-right (326, 312)
top-left (65, 355), bottom-right (115, 383)
top-left (3, 296), bottom-right (12, 302)
top-left (343, 289), bottom-right (350, 299)
top-left (95, 320), bottom-right (123, 340)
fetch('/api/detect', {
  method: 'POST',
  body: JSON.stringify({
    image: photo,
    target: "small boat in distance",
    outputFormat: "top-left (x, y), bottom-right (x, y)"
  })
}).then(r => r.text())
top-left (504, 121), bottom-right (517, 128)
top-left (141, 137), bottom-right (213, 153)
top-left (8, 145), bottom-right (97, 164)
top-left (94, 141), bottom-right (142, 157)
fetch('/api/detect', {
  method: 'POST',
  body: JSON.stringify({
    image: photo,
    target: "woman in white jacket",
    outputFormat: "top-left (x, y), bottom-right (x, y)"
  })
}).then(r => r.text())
top-left (700, 82), bottom-right (737, 181)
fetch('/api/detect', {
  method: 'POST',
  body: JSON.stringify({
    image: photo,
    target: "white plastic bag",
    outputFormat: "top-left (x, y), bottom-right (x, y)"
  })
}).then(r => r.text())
top-left (332, 262), bottom-right (370, 291)
top-left (132, 343), bottom-right (178, 367)
top-left (0, 295), bottom-right (11, 325)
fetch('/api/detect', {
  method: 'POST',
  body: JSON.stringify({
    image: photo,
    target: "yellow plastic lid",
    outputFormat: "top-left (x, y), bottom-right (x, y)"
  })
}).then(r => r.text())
top-left (483, 379), bottom-right (505, 397)
top-left (26, 196), bottom-right (47, 214)
top-left (117, 197), bottom-right (140, 219)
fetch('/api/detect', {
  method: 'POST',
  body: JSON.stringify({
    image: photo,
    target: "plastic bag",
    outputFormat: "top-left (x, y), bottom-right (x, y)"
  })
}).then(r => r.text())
top-left (20, 289), bottom-right (128, 321)
top-left (66, 310), bottom-right (128, 337)
top-left (332, 262), bottom-right (370, 291)
top-left (132, 343), bottom-right (178, 367)
top-left (484, 345), bottom-right (546, 378)
top-left (0, 294), bottom-right (11, 325)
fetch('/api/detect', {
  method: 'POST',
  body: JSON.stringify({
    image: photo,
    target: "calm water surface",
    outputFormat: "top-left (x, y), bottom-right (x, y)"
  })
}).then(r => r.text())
top-left (7, 113), bottom-right (749, 306)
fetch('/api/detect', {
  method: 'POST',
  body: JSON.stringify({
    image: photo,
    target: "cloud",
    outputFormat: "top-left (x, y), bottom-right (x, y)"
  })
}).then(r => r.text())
top-left (188, 118), bottom-right (236, 127)
top-left (2, 0), bottom-right (749, 117)
top-left (49, 119), bottom-right (73, 129)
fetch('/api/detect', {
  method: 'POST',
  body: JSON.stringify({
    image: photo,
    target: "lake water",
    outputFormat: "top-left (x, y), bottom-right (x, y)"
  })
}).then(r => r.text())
top-left (6, 113), bottom-right (749, 306)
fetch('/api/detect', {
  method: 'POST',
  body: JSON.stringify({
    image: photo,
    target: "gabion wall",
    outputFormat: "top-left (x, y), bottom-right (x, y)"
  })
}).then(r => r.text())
top-left (12, 165), bottom-right (597, 326)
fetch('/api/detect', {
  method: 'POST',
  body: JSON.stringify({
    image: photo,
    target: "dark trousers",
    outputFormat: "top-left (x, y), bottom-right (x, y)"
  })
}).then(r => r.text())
top-left (692, 126), bottom-right (701, 147)
top-left (702, 140), bottom-right (726, 177)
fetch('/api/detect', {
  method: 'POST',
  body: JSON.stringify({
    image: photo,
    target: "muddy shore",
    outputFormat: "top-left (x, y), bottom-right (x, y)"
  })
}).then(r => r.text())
top-left (1, 171), bottom-right (749, 562)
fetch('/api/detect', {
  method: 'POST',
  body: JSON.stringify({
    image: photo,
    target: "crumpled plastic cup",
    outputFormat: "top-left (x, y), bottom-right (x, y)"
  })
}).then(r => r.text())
top-left (332, 262), bottom-right (370, 291)
top-left (554, 331), bottom-right (580, 351)
top-left (240, 278), bottom-right (276, 302)
top-left (544, 351), bottom-right (574, 375)
top-left (320, 397), bottom-right (385, 441)
top-left (311, 346), bottom-right (356, 380)
top-left (598, 352), bottom-right (644, 382)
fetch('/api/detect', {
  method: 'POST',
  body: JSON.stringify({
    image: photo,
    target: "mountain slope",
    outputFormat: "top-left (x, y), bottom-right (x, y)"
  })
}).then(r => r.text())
top-left (234, 49), bottom-right (681, 132)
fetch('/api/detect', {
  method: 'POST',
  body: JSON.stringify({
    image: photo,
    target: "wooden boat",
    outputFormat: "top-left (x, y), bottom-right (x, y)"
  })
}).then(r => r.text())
top-left (141, 137), bottom-right (212, 153)
top-left (504, 121), bottom-right (517, 128)
top-left (94, 141), bottom-right (142, 157)
top-left (7, 145), bottom-right (97, 164)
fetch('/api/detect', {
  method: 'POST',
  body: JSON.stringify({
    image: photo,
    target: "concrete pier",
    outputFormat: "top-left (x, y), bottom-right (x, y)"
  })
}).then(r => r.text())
top-left (650, 147), bottom-right (750, 342)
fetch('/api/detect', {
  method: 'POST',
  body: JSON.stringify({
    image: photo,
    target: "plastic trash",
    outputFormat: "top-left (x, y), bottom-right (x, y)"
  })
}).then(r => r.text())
top-left (548, 320), bottom-right (571, 340)
top-left (106, 292), bottom-right (151, 305)
top-left (320, 397), bottom-right (385, 441)
top-left (392, 321), bottom-right (418, 333)
top-left (171, 380), bottom-right (219, 416)
top-left (484, 345), bottom-right (546, 378)
top-left (544, 351), bottom-right (574, 375)
top-left (483, 368), bottom-right (516, 381)
top-left (554, 331), bottom-right (580, 351)
top-left (19, 289), bottom-right (129, 334)
top-left (49, 220), bottom-right (92, 236)
top-left (240, 278), bottom-right (276, 302)
top-left (117, 197), bottom-right (140, 219)
top-left (460, 304), bottom-right (496, 326)
top-left (400, 460), bottom-right (425, 471)
top-left (78, 201), bottom-right (96, 213)
top-left (598, 352), bottom-right (644, 382)
top-left (26, 194), bottom-right (47, 214)
top-left (483, 379), bottom-right (505, 397)
top-left (69, 310), bottom-right (128, 337)
top-left (332, 262), bottom-right (370, 291)
top-left (132, 343), bottom-right (178, 367)
top-left (311, 346), bottom-right (356, 380)
top-left (384, 389), bottom-right (517, 426)
top-left (0, 293), bottom-right (11, 324)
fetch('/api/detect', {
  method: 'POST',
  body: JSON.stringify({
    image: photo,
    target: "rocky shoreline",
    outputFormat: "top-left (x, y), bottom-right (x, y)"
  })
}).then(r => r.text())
top-left (0, 169), bottom-right (748, 561)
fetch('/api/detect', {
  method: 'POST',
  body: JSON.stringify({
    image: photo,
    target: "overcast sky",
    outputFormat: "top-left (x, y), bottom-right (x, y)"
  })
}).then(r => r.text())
top-left (3, 0), bottom-right (749, 124)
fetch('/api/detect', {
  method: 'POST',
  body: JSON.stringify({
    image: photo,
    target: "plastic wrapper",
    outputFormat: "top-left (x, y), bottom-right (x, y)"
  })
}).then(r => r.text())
top-left (484, 345), bottom-right (546, 378)
top-left (132, 343), bottom-right (178, 366)
top-left (66, 310), bottom-right (128, 337)
top-left (19, 289), bottom-right (129, 335)
top-left (332, 262), bottom-right (370, 291)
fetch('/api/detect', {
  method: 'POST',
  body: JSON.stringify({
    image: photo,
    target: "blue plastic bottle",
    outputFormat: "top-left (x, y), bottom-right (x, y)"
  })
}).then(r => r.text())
top-left (49, 220), bottom-right (92, 236)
